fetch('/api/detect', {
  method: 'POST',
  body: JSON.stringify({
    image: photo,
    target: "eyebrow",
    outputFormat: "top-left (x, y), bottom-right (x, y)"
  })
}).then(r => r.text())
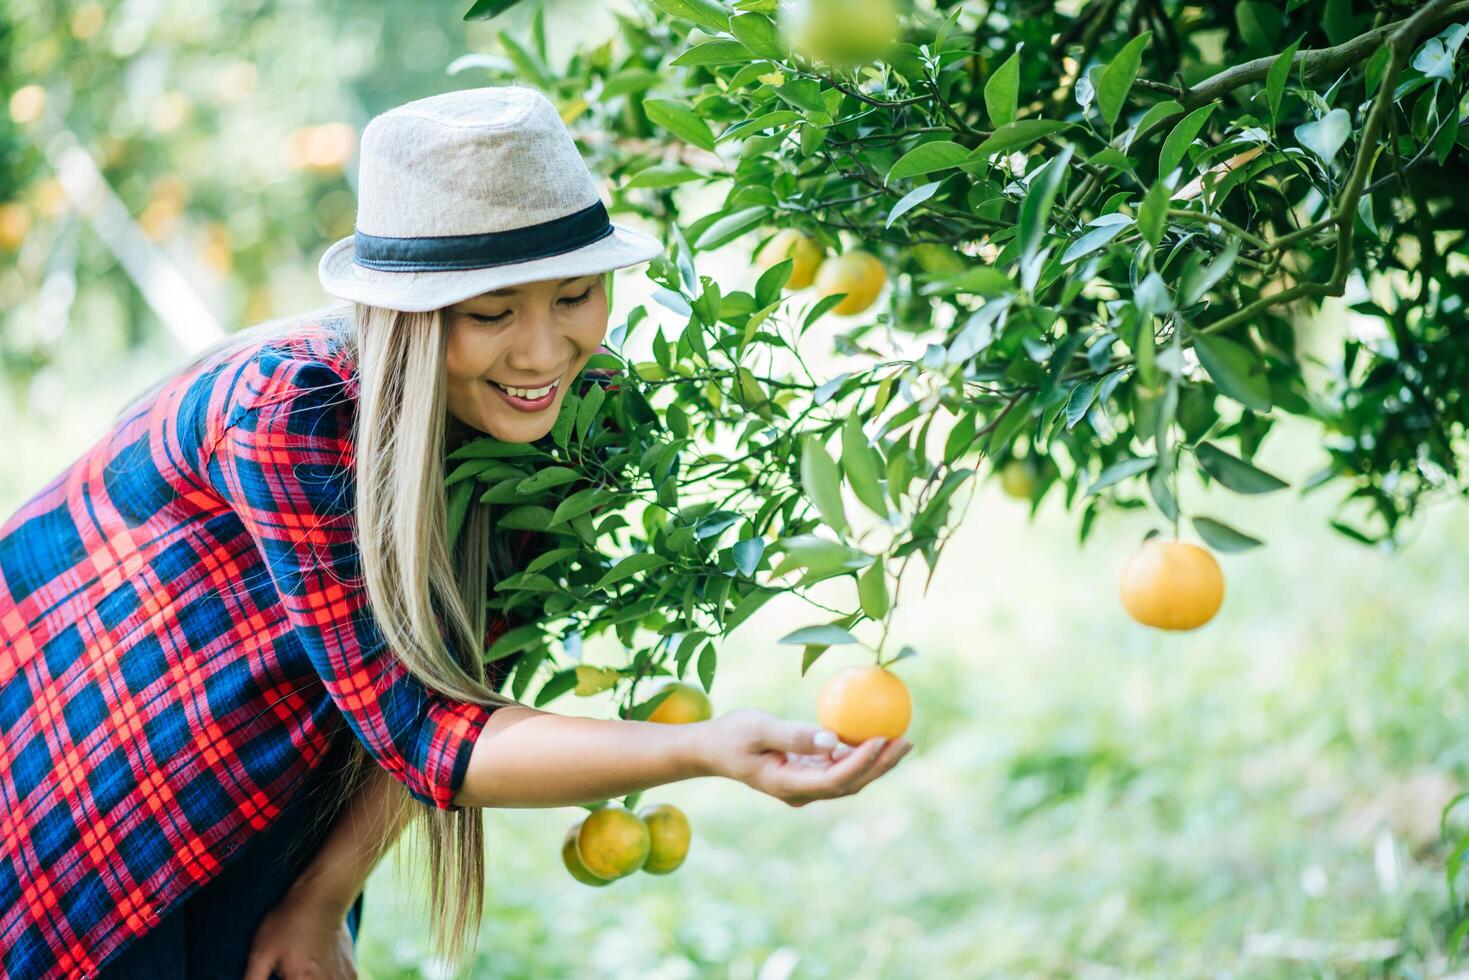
top-left (484, 275), bottom-right (593, 297)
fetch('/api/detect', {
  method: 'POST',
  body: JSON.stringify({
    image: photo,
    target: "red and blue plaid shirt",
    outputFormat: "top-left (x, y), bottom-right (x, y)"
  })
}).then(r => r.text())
top-left (0, 316), bottom-right (510, 977)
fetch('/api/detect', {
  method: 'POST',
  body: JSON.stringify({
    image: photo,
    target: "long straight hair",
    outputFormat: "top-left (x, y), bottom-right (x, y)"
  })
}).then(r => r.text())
top-left (119, 300), bottom-right (520, 970)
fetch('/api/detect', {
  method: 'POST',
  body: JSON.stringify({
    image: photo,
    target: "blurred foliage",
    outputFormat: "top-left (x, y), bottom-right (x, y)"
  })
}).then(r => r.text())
top-left (0, 0), bottom-right (560, 396)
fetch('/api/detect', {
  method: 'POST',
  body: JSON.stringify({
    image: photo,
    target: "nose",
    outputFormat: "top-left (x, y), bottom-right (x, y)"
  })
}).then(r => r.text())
top-left (503, 311), bottom-right (570, 377)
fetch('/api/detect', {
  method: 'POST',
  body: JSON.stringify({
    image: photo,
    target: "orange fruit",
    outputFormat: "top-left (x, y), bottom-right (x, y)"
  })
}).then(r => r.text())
top-left (644, 681), bottom-right (713, 725)
top-left (636, 803), bottom-right (691, 874)
top-left (576, 806), bottom-right (651, 880)
top-left (781, 0), bottom-right (899, 68)
top-left (0, 203), bottom-right (31, 251)
top-left (561, 821), bottom-right (611, 887)
top-left (813, 250), bottom-right (886, 316)
top-left (1119, 539), bottom-right (1224, 631)
top-left (999, 459), bottom-right (1037, 500)
top-left (817, 665), bottom-right (911, 745)
top-left (755, 228), bottom-right (826, 290)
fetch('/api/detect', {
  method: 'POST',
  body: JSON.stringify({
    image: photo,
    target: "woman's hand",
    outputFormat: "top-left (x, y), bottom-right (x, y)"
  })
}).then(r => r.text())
top-left (244, 887), bottom-right (357, 980)
top-left (696, 708), bottom-right (912, 806)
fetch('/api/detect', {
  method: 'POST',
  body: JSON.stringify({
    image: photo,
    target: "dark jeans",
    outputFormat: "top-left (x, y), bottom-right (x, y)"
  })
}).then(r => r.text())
top-left (99, 737), bottom-right (365, 978)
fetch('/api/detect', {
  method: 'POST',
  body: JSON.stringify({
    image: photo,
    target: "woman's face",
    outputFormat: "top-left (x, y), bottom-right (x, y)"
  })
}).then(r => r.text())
top-left (442, 272), bottom-right (609, 442)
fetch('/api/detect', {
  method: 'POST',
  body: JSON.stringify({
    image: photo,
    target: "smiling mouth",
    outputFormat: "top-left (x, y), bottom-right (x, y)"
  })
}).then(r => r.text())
top-left (488, 377), bottom-right (561, 399)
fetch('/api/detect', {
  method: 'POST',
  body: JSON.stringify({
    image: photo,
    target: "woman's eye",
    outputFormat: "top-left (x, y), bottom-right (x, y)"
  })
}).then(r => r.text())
top-left (467, 288), bottom-right (591, 323)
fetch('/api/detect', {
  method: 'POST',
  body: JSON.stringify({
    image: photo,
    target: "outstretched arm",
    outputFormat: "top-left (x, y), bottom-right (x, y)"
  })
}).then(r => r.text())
top-left (454, 705), bottom-right (911, 810)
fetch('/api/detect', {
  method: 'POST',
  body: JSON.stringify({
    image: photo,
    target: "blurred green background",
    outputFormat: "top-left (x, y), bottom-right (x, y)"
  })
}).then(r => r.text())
top-left (5, 1), bottom-right (1469, 977)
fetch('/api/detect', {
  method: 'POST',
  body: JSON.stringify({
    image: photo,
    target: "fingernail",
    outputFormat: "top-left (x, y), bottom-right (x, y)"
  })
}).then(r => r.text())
top-left (873, 737), bottom-right (888, 751)
top-left (814, 730), bottom-right (838, 750)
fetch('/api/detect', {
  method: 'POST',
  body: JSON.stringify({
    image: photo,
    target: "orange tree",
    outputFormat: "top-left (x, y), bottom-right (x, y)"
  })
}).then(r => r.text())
top-left (452, 0), bottom-right (1467, 710)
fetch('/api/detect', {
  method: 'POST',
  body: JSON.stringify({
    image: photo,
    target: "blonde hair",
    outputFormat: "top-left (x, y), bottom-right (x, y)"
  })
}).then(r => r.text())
top-left (119, 300), bottom-right (522, 970)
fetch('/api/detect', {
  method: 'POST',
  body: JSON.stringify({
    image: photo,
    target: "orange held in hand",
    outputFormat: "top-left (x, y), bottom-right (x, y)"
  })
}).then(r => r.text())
top-left (576, 805), bottom-right (652, 881)
top-left (1119, 538), bottom-right (1225, 631)
top-left (643, 681), bottom-right (713, 725)
top-left (817, 664), bottom-right (911, 746)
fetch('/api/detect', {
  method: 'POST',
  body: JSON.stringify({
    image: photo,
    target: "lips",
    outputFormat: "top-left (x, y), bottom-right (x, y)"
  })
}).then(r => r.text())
top-left (490, 378), bottom-right (560, 399)
top-left (487, 376), bottom-right (560, 412)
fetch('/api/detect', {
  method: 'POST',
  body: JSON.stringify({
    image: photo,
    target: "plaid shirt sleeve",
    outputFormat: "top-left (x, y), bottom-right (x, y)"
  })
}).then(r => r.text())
top-left (203, 355), bottom-right (496, 811)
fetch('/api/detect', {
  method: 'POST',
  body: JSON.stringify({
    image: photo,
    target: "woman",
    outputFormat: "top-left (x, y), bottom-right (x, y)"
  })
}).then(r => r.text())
top-left (0, 85), bottom-right (910, 979)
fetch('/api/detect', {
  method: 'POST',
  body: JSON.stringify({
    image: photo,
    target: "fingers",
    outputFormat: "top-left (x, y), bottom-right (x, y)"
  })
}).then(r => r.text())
top-left (765, 718), bottom-right (840, 756)
top-left (243, 952), bottom-right (276, 980)
top-left (774, 735), bottom-right (909, 802)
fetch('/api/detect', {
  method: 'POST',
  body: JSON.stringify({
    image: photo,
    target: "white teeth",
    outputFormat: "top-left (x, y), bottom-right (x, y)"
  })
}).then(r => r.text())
top-left (493, 379), bottom-right (559, 399)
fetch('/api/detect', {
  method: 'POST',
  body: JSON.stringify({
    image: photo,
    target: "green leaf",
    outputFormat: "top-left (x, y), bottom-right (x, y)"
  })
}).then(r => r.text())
top-left (984, 49), bottom-right (1021, 127)
top-left (487, 623), bottom-right (546, 661)
top-left (594, 553), bottom-right (671, 589)
top-left (857, 560), bottom-right (889, 619)
top-left (645, 98), bottom-right (717, 151)
top-left (534, 668), bottom-right (578, 707)
top-left (1065, 378), bottom-right (1100, 430)
top-left (463, 0), bottom-right (526, 20)
top-left (1193, 515), bottom-right (1265, 551)
top-left (1018, 145), bottom-right (1073, 265)
top-left (448, 439), bottom-right (545, 460)
top-left (516, 465), bottom-right (580, 494)
top-left (576, 383), bottom-right (606, 441)
top-left (548, 487), bottom-right (614, 527)
top-left (841, 413), bottom-right (890, 517)
top-left (693, 206), bottom-right (768, 250)
top-left (697, 642), bottom-right (717, 693)
top-left (499, 505), bottom-right (553, 530)
top-left (800, 644), bottom-right (829, 676)
top-left (1267, 37), bottom-right (1303, 121)
top-left (1236, 1), bottom-right (1282, 52)
top-left (732, 536), bottom-right (765, 577)
top-left (778, 624), bottom-right (860, 645)
top-left (1192, 334), bottom-right (1271, 412)
top-left (1179, 240), bottom-right (1239, 306)
top-left (1295, 109), bottom-right (1351, 165)
top-left (944, 408), bottom-right (977, 463)
top-left (446, 477), bottom-right (474, 547)
top-left (729, 12), bottom-right (785, 59)
top-left (887, 141), bottom-right (971, 184)
top-left (1087, 456), bottom-right (1156, 495)
top-left (1158, 103), bottom-right (1217, 177)
top-left (800, 433), bottom-right (848, 535)
top-left (647, 0), bottom-right (730, 32)
top-left (670, 39), bottom-right (750, 66)
top-left (1195, 442), bottom-right (1289, 494)
top-left (968, 120), bottom-right (1072, 159)
top-left (1127, 99), bottom-right (1183, 148)
top-left (887, 180), bottom-right (943, 228)
top-left (1061, 213), bottom-right (1132, 264)
top-left (623, 163), bottom-right (706, 190)
top-left (1137, 180), bottom-right (1169, 249)
top-left (1097, 32), bottom-right (1152, 129)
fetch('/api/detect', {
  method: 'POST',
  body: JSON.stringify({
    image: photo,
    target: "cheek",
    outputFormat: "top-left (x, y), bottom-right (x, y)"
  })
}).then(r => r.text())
top-left (444, 321), bottom-right (493, 382)
top-left (574, 296), bottom-right (612, 347)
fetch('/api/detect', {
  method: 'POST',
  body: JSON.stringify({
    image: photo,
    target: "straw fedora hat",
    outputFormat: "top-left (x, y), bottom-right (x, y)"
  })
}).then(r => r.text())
top-left (318, 84), bottom-right (664, 313)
